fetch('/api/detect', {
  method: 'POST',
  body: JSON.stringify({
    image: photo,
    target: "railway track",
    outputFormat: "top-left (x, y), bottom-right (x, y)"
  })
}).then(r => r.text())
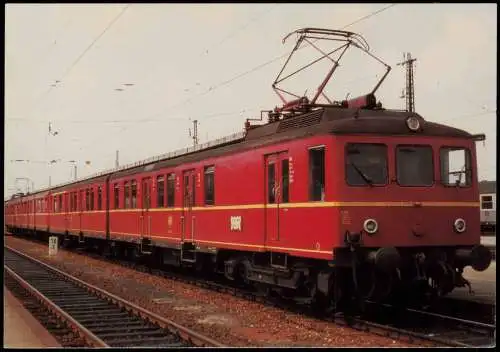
top-left (362, 301), bottom-right (496, 347)
top-left (3, 245), bottom-right (223, 348)
top-left (5, 234), bottom-right (496, 347)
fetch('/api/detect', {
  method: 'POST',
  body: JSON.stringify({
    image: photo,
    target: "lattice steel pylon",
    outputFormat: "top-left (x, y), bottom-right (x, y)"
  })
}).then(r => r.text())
top-left (189, 119), bottom-right (199, 146)
top-left (397, 52), bottom-right (417, 112)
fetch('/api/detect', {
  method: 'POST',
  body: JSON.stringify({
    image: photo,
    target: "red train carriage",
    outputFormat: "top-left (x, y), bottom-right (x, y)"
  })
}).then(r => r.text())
top-left (33, 191), bottom-right (50, 233)
top-left (5, 28), bottom-right (492, 308)
top-left (49, 177), bottom-right (108, 243)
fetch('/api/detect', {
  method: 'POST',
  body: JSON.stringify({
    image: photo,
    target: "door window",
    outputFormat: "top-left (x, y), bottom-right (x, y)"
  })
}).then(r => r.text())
top-left (309, 147), bottom-right (325, 200)
top-left (124, 181), bottom-right (130, 209)
top-left (204, 166), bottom-right (215, 205)
top-left (281, 159), bottom-right (290, 203)
top-left (268, 163), bottom-right (276, 204)
top-left (131, 180), bottom-right (137, 208)
top-left (142, 179), bottom-right (151, 209)
top-left (167, 173), bottom-right (175, 207)
top-left (157, 176), bottom-right (165, 207)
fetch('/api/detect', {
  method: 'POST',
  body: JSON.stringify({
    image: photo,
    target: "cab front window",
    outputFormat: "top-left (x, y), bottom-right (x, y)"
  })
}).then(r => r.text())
top-left (396, 145), bottom-right (434, 186)
top-left (440, 147), bottom-right (472, 187)
top-left (345, 143), bottom-right (388, 186)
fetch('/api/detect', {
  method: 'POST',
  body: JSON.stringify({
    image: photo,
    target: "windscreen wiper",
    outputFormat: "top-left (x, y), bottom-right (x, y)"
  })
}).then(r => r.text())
top-left (350, 162), bottom-right (374, 186)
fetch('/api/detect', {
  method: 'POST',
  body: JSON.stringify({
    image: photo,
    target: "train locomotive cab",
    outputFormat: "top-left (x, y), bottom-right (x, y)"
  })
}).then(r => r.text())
top-left (332, 110), bottom-right (492, 301)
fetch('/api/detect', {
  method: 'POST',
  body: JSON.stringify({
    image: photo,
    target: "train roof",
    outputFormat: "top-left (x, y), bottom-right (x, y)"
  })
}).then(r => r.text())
top-left (109, 107), bottom-right (472, 180)
top-left (13, 106), bottom-right (474, 195)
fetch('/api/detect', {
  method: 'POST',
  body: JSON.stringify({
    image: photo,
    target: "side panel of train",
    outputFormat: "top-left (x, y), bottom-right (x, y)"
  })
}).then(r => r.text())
top-left (46, 181), bottom-right (108, 239)
top-left (106, 134), bottom-right (337, 260)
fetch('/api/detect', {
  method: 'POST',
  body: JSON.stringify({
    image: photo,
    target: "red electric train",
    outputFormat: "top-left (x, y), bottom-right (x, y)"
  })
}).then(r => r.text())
top-left (5, 29), bottom-right (492, 309)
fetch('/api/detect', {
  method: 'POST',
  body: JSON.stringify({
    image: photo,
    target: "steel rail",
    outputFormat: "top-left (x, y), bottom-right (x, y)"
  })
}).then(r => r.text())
top-left (4, 265), bottom-right (108, 347)
top-left (5, 234), bottom-right (495, 347)
top-left (4, 245), bottom-right (224, 348)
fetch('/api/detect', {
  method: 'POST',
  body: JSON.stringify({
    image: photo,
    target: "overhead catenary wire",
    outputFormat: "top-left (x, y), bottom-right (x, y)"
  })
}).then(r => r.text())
top-left (37, 18), bottom-right (74, 67)
top-left (200, 4), bottom-right (278, 57)
top-left (58, 4), bottom-right (401, 156)
top-left (130, 4), bottom-right (278, 98)
top-left (21, 5), bottom-right (131, 120)
top-left (6, 108), bottom-right (257, 126)
top-left (139, 4), bottom-right (399, 122)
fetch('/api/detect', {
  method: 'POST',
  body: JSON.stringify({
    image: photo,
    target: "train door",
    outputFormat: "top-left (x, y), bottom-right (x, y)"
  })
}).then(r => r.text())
top-left (13, 204), bottom-right (17, 229)
top-left (29, 199), bottom-right (33, 230)
top-left (79, 189), bottom-right (84, 241)
top-left (140, 177), bottom-right (152, 253)
top-left (265, 152), bottom-right (289, 247)
top-left (181, 170), bottom-right (196, 242)
top-left (64, 193), bottom-right (70, 233)
top-left (34, 199), bottom-right (38, 231)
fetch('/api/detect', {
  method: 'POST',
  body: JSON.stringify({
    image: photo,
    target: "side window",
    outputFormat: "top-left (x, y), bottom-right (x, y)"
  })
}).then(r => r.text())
top-left (86, 188), bottom-right (90, 211)
top-left (268, 163), bottom-right (276, 204)
top-left (204, 166), bottom-right (215, 205)
top-left (124, 181), bottom-right (130, 209)
top-left (281, 159), bottom-right (290, 203)
top-left (90, 188), bottom-right (94, 211)
top-left (157, 176), bottom-right (165, 208)
top-left (167, 173), bottom-right (175, 207)
top-left (97, 186), bottom-right (102, 210)
top-left (73, 192), bottom-right (77, 211)
top-left (59, 195), bottom-right (63, 212)
top-left (440, 147), bottom-right (472, 187)
top-left (481, 195), bottom-right (494, 210)
top-left (54, 197), bottom-right (58, 213)
top-left (131, 180), bottom-right (137, 208)
top-left (114, 183), bottom-right (119, 209)
top-left (309, 147), bottom-right (325, 201)
top-left (80, 190), bottom-right (84, 211)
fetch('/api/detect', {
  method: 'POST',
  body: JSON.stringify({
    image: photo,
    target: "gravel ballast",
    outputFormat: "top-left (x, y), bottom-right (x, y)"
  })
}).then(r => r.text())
top-left (5, 236), bottom-right (421, 347)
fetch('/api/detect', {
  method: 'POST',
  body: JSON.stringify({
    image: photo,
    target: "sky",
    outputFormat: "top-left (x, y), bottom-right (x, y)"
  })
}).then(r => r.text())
top-left (4, 3), bottom-right (497, 197)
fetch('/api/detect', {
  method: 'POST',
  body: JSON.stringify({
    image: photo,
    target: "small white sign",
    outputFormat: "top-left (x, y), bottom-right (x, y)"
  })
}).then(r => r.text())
top-left (230, 216), bottom-right (242, 231)
top-left (49, 236), bottom-right (58, 256)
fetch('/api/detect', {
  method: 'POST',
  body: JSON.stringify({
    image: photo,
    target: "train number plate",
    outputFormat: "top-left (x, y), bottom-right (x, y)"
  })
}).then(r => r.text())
top-left (230, 216), bottom-right (242, 231)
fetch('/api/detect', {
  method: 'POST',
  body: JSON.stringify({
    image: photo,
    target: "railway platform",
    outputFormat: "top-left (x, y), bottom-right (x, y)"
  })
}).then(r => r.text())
top-left (447, 261), bottom-right (496, 304)
top-left (3, 287), bottom-right (61, 348)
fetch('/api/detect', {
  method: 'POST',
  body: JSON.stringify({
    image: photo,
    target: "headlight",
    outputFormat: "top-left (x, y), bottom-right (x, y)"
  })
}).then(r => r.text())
top-left (406, 116), bottom-right (420, 131)
top-left (454, 218), bottom-right (466, 233)
top-left (363, 218), bottom-right (378, 234)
